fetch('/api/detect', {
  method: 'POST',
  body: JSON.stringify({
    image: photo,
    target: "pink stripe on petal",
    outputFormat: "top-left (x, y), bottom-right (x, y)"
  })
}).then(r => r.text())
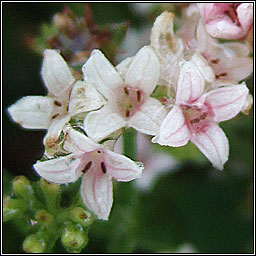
top-left (205, 83), bottom-right (248, 122)
top-left (191, 123), bottom-right (229, 170)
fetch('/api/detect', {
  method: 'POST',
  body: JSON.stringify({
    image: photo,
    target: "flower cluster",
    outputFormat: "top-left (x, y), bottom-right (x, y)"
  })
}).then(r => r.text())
top-left (8, 4), bottom-right (253, 220)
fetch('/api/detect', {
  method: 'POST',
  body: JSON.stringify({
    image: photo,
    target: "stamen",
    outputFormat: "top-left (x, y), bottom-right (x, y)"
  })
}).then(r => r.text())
top-left (190, 118), bottom-right (200, 124)
top-left (200, 112), bottom-right (207, 120)
top-left (82, 161), bottom-right (92, 173)
top-left (124, 87), bottom-right (129, 95)
top-left (211, 59), bottom-right (219, 64)
top-left (218, 72), bottom-right (227, 77)
top-left (136, 90), bottom-right (141, 102)
top-left (101, 162), bottom-right (107, 174)
top-left (51, 113), bottom-right (60, 119)
top-left (125, 109), bottom-right (130, 117)
top-left (54, 100), bottom-right (62, 107)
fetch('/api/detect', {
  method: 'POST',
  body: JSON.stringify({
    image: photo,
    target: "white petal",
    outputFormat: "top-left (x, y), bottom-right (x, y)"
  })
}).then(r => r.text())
top-left (7, 96), bottom-right (54, 129)
top-left (62, 126), bottom-right (98, 153)
top-left (191, 123), bottom-right (229, 170)
top-left (69, 81), bottom-right (106, 115)
top-left (205, 83), bottom-right (249, 122)
top-left (80, 169), bottom-right (113, 220)
top-left (84, 106), bottom-right (126, 142)
top-left (33, 154), bottom-right (82, 184)
top-left (125, 46), bottom-right (160, 95)
top-left (41, 49), bottom-right (75, 97)
top-left (237, 3), bottom-right (253, 33)
top-left (104, 150), bottom-right (143, 182)
top-left (128, 97), bottom-right (168, 136)
top-left (176, 61), bottom-right (205, 104)
top-left (43, 115), bottom-right (70, 148)
top-left (116, 57), bottom-right (134, 80)
top-left (82, 50), bottom-right (123, 99)
top-left (153, 105), bottom-right (190, 147)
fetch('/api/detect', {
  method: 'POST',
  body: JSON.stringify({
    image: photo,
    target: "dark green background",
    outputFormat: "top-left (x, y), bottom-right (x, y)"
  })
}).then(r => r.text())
top-left (3, 3), bottom-right (254, 253)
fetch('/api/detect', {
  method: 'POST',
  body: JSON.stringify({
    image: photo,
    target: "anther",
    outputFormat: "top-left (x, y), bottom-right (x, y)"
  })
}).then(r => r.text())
top-left (218, 72), bottom-right (227, 77)
top-left (54, 100), bottom-right (62, 107)
top-left (136, 90), bottom-right (141, 102)
top-left (125, 110), bottom-right (130, 117)
top-left (211, 59), bottom-right (219, 64)
top-left (101, 162), bottom-right (107, 174)
top-left (82, 161), bottom-right (92, 173)
top-left (200, 112), bottom-right (207, 120)
top-left (51, 113), bottom-right (60, 119)
top-left (124, 87), bottom-right (129, 95)
top-left (190, 118), bottom-right (200, 124)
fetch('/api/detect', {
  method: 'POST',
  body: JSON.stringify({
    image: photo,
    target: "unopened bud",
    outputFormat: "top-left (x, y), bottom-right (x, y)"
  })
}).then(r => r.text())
top-left (3, 196), bottom-right (25, 222)
top-left (12, 176), bottom-right (33, 198)
top-left (241, 93), bottom-right (253, 115)
top-left (40, 178), bottom-right (60, 194)
top-left (23, 233), bottom-right (46, 253)
top-left (61, 223), bottom-right (88, 253)
top-left (35, 209), bottom-right (54, 226)
top-left (70, 207), bottom-right (94, 228)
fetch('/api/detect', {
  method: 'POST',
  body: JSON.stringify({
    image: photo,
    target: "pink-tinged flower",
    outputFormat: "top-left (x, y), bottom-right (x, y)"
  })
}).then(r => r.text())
top-left (150, 11), bottom-right (184, 87)
top-left (153, 61), bottom-right (249, 170)
top-left (33, 127), bottom-right (143, 220)
top-left (8, 50), bottom-right (105, 152)
top-left (176, 4), bottom-right (253, 82)
top-left (82, 46), bottom-right (167, 142)
top-left (198, 3), bottom-right (253, 40)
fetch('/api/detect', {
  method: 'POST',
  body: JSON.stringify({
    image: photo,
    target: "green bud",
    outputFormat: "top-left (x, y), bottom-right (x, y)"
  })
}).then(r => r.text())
top-left (3, 196), bottom-right (26, 222)
top-left (12, 176), bottom-right (34, 198)
top-left (69, 207), bottom-right (94, 228)
top-left (35, 209), bottom-right (54, 226)
top-left (23, 233), bottom-right (46, 253)
top-left (40, 178), bottom-right (60, 212)
top-left (61, 223), bottom-right (88, 253)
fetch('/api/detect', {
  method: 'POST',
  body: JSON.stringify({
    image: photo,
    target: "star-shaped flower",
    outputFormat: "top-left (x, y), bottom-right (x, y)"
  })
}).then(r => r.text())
top-left (82, 46), bottom-right (167, 142)
top-left (8, 49), bottom-right (105, 151)
top-left (33, 126), bottom-right (143, 220)
top-left (153, 60), bottom-right (249, 170)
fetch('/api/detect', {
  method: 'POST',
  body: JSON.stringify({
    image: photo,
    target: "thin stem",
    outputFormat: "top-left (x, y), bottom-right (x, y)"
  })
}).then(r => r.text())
top-left (122, 128), bottom-right (137, 161)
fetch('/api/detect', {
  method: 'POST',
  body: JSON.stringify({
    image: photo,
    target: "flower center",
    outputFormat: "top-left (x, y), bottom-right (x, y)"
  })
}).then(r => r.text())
top-left (181, 103), bottom-right (214, 133)
top-left (117, 86), bottom-right (144, 118)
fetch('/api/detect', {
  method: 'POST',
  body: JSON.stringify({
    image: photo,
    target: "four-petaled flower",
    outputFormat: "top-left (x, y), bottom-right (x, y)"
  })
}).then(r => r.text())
top-left (82, 46), bottom-right (168, 142)
top-left (153, 60), bottom-right (248, 170)
top-left (33, 126), bottom-right (143, 220)
top-left (8, 49), bottom-right (105, 152)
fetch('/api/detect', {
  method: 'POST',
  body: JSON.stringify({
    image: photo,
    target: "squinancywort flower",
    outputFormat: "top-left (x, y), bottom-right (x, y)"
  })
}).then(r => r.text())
top-left (176, 5), bottom-right (253, 82)
top-left (197, 3), bottom-right (253, 40)
top-left (8, 49), bottom-right (105, 153)
top-left (33, 126), bottom-right (143, 220)
top-left (153, 60), bottom-right (249, 170)
top-left (82, 46), bottom-right (167, 142)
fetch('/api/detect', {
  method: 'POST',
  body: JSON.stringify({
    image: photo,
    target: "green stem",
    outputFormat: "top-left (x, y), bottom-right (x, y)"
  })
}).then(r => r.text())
top-left (122, 128), bottom-right (137, 161)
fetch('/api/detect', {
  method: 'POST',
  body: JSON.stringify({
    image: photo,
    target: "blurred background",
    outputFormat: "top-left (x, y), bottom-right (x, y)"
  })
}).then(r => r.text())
top-left (3, 3), bottom-right (254, 253)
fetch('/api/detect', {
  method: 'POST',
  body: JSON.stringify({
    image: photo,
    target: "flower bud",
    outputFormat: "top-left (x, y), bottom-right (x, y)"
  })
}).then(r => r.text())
top-left (12, 176), bottom-right (33, 198)
top-left (23, 233), bottom-right (46, 253)
top-left (61, 223), bottom-right (88, 253)
top-left (35, 209), bottom-right (54, 227)
top-left (69, 207), bottom-right (94, 228)
top-left (3, 196), bottom-right (25, 222)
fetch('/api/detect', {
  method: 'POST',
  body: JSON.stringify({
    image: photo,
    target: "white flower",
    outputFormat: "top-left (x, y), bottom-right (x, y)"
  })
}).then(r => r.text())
top-left (8, 49), bottom-right (105, 150)
top-left (153, 60), bottom-right (249, 170)
top-left (82, 46), bottom-right (168, 142)
top-left (33, 127), bottom-right (143, 220)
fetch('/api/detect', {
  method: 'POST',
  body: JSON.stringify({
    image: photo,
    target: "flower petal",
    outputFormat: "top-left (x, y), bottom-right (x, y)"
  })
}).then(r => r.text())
top-left (62, 126), bottom-right (98, 153)
top-left (69, 81), bottom-right (106, 115)
top-left (205, 83), bottom-right (249, 122)
top-left (33, 154), bottom-right (82, 183)
top-left (191, 123), bottom-right (229, 170)
top-left (176, 61), bottom-right (205, 104)
top-left (41, 50), bottom-right (75, 97)
top-left (104, 150), bottom-right (143, 182)
top-left (128, 97), bottom-right (168, 136)
top-left (125, 46), bottom-right (160, 95)
top-left (153, 105), bottom-right (190, 147)
top-left (7, 96), bottom-right (54, 129)
top-left (43, 115), bottom-right (70, 148)
top-left (82, 50), bottom-right (123, 99)
top-left (80, 169), bottom-right (113, 220)
top-left (84, 106), bottom-right (126, 142)
top-left (237, 3), bottom-right (253, 34)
